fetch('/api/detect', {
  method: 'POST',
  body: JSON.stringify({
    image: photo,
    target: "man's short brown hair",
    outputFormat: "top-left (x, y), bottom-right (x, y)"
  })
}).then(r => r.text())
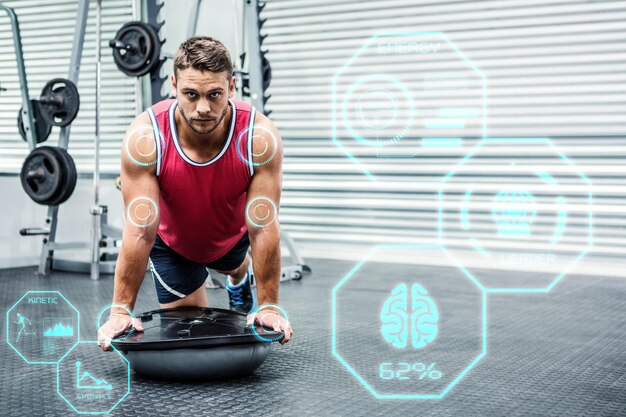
top-left (173, 36), bottom-right (233, 78)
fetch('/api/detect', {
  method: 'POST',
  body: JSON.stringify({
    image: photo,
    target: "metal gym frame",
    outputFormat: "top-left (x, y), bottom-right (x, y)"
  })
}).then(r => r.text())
top-left (17, 0), bottom-right (123, 279)
top-left (0, 5), bottom-right (37, 152)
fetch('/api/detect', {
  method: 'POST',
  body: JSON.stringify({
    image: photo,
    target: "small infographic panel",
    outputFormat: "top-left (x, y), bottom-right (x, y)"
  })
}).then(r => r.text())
top-left (332, 32), bottom-right (486, 181)
top-left (6, 291), bottom-right (79, 364)
top-left (332, 245), bottom-right (486, 398)
top-left (6, 291), bottom-right (131, 414)
top-left (439, 138), bottom-right (592, 291)
top-left (57, 341), bottom-right (130, 415)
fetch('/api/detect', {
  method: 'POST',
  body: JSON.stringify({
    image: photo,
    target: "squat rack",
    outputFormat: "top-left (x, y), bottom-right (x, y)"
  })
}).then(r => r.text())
top-left (18, 0), bottom-right (123, 278)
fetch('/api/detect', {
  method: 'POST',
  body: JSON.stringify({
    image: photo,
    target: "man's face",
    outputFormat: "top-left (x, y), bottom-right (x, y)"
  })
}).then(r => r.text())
top-left (172, 68), bottom-right (235, 135)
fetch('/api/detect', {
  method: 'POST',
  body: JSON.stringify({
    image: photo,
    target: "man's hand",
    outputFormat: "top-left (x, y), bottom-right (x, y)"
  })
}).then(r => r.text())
top-left (97, 313), bottom-right (144, 351)
top-left (247, 308), bottom-right (293, 344)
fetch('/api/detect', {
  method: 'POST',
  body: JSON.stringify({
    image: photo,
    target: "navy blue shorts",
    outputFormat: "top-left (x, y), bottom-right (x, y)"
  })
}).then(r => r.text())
top-left (148, 233), bottom-right (250, 304)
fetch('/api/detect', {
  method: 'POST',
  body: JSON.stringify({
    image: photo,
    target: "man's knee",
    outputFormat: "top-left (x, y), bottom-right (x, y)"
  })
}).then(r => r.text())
top-left (217, 264), bottom-right (244, 276)
top-left (217, 254), bottom-right (250, 277)
top-left (216, 267), bottom-right (237, 276)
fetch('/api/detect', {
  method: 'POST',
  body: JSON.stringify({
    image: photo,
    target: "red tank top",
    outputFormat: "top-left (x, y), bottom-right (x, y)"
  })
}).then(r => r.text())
top-left (146, 98), bottom-right (256, 263)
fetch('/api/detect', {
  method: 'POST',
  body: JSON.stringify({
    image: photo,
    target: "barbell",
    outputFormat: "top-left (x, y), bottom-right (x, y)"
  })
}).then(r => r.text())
top-left (108, 20), bottom-right (273, 95)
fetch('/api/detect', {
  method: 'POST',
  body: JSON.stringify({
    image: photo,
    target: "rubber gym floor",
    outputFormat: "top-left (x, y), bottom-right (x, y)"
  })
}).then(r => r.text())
top-left (1, 258), bottom-right (625, 417)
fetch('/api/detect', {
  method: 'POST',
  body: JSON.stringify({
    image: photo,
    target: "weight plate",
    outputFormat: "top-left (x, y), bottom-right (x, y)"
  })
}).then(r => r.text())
top-left (110, 21), bottom-right (161, 77)
top-left (46, 147), bottom-right (77, 206)
top-left (20, 146), bottom-right (65, 204)
top-left (17, 99), bottom-right (52, 143)
top-left (39, 78), bottom-right (80, 127)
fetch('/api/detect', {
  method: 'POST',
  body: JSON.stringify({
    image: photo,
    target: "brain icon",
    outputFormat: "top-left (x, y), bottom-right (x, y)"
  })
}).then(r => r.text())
top-left (380, 283), bottom-right (439, 349)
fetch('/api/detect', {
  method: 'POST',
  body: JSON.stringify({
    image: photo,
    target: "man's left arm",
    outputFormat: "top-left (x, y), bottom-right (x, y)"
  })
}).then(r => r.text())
top-left (245, 114), bottom-right (293, 344)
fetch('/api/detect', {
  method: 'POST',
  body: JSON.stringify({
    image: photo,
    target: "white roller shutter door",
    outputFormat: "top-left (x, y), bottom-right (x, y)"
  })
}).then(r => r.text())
top-left (262, 0), bottom-right (626, 275)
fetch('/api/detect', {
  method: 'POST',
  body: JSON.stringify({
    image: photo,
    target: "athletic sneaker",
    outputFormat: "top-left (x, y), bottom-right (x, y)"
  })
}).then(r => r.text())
top-left (226, 273), bottom-right (255, 314)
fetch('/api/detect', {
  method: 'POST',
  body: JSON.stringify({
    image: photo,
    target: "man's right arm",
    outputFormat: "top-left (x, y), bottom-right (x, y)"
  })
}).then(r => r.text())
top-left (98, 112), bottom-right (160, 351)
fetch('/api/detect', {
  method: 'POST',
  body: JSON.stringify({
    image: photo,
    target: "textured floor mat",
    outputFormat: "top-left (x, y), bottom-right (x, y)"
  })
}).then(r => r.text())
top-left (1, 259), bottom-right (625, 416)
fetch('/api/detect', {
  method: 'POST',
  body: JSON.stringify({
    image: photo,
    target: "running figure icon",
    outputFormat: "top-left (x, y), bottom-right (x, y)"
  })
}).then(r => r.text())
top-left (14, 313), bottom-right (36, 343)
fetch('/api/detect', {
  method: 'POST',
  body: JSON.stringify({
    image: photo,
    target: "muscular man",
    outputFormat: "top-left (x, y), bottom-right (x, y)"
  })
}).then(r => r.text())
top-left (97, 36), bottom-right (292, 350)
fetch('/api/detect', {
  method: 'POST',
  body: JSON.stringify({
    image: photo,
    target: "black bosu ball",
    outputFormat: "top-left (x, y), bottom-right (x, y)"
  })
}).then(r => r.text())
top-left (111, 307), bottom-right (283, 380)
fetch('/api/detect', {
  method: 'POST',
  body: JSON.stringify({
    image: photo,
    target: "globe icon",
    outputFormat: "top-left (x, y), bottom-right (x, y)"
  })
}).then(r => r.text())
top-left (491, 190), bottom-right (537, 236)
top-left (380, 282), bottom-right (439, 349)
